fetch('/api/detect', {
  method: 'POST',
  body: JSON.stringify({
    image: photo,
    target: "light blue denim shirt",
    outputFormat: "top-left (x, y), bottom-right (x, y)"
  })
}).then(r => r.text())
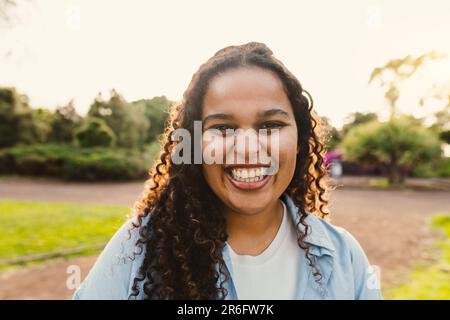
top-left (73, 193), bottom-right (383, 300)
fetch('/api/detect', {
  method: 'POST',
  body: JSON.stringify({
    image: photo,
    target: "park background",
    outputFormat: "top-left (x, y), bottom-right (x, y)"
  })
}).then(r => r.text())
top-left (0, 0), bottom-right (449, 299)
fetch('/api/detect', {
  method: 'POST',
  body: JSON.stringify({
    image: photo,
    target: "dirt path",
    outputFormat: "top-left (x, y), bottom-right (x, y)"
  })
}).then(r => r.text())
top-left (0, 176), bottom-right (145, 205)
top-left (329, 188), bottom-right (449, 287)
top-left (0, 178), bottom-right (449, 299)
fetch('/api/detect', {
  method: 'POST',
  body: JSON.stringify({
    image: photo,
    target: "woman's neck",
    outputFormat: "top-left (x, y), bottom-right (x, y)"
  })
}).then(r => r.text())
top-left (224, 199), bottom-right (284, 256)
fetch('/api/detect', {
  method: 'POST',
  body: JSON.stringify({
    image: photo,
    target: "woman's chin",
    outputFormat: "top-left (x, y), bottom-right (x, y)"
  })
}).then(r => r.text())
top-left (224, 192), bottom-right (274, 215)
top-left (219, 174), bottom-right (278, 215)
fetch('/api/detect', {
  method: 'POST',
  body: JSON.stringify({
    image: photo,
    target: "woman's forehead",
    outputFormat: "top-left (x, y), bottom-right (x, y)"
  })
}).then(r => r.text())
top-left (202, 66), bottom-right (291, 117)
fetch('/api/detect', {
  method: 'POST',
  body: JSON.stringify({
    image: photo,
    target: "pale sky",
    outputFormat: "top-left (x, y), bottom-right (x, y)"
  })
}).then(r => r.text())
top-left (1, 0), bottom-right (450, 128)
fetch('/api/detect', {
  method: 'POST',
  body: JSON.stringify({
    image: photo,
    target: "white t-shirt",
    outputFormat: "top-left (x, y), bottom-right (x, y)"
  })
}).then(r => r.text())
top-left (226, 199), bottom-right (301, 299)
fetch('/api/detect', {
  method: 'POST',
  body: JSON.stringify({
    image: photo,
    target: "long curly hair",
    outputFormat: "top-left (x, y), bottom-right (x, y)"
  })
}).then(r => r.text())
top-left (128, 42), bottom-right (331, 299)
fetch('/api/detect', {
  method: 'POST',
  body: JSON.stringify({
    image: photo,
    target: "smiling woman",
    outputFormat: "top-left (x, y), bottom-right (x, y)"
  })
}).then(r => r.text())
top-left (73, 42), bottom-right (382, 300)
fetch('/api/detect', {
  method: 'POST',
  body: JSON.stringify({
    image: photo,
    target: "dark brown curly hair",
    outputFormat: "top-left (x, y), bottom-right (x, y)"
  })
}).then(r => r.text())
top-left (127, 42), bottom-right (331, 299)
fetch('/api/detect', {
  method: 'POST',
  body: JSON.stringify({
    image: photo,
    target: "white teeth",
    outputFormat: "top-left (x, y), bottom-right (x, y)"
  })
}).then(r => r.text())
top-left (229, 167), bottom-right (268, 182)
top-left (260, 167), bottom-right (266, 176)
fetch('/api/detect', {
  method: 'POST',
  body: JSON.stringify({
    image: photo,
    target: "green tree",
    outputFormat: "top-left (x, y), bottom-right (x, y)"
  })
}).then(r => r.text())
top-left (32, 107), bottom-right (55, 143)
top-left (132, 96), bottom-right (171, 143)
top-left (74, 117), bottom-right (116, 148)
top-left (340, 117), bottom-right (442, 185)
top-left (88, 90), bottom-right (149, 148)
top-left (341, 112), bottom-right (379, 138)
top-left (0, 87), bottom-right (41, 147)
top-left (49, 100), bottom-right (81, 143)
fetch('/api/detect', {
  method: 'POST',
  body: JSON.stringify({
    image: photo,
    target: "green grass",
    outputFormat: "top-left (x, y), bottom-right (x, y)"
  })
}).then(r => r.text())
top-left (385, 214), bottom-right (450, 299)
top-left (0, 200), bottom-right (129, 270)
top-left (368, 178), bottom-right (390, 188)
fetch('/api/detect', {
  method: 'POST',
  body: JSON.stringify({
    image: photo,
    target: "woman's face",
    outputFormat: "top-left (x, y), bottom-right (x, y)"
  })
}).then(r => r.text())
top-left (201, 66), bottom-right (298, 215)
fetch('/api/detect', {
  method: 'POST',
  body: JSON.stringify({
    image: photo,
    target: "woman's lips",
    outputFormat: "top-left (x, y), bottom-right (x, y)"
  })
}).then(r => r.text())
top-left (224, 169), bottom-right (272, 190)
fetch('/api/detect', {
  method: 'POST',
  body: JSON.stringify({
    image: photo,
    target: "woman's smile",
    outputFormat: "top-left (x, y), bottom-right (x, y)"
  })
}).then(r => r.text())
top-left (224, 165), bottom-right (273, 190)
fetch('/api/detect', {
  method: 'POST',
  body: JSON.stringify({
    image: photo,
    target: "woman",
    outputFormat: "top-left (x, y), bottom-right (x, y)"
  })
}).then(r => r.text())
top-left (73, 42), bottom-right (382, 300)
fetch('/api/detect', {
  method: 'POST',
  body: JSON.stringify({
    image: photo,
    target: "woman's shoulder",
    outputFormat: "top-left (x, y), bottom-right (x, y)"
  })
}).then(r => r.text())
top-left (305, 213), bottom-right (371, 266)
top-left (72, 215), bottom-right (148, 300)
top-left (282, 193), bottom-right (367, 259)
top-left (311, 215), bottom-right (363, 256)
top-left (306, 214), bottom-right (383, 299)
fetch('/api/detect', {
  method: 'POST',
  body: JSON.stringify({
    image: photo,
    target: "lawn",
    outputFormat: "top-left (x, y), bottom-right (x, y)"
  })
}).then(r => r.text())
top-left (0, 200), bottom-right (129, 269)
top-left (385, 213), bottom-right (450, 299)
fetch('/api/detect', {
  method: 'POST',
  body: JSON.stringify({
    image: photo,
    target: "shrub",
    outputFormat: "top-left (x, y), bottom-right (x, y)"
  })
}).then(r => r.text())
top-left (437, 158), bottom-right (450, 177)
top-left (0, 143), bottom-right (159, 181)
top-left (74, 117), bottom-right (116, 148)
top-left (412, 157), bottom-right (450, 178)
top-left (62, 149), bottom-right (148, 181)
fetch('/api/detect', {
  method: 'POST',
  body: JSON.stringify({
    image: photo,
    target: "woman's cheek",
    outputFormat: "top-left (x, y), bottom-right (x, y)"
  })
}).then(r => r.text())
top-left (278, 129), bottom-right (298, 173)
top-left (202, 164), bottom-right (220, 186)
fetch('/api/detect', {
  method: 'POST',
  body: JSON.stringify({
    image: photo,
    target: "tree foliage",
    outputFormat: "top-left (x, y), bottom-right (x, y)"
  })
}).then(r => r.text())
top-left (340, 117), bottom-right (442, 185)
top-left (88, 90), bottom-right (149, 148)
top-left (132, 96), bottom-right (170, 143)
top-left (74, 117), bottom-right (116, 148)
top-left (0, 87), bottom-right (42, 147)
top-left (49, 100), bottom-right (81, 143)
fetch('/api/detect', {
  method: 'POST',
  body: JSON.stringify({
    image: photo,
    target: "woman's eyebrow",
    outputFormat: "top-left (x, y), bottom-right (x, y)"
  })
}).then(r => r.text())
top-left (202, 108), bottom-right (289, 124)
top-left (203, 113), bottom-right (233, 124)
top-left (259, 108), bottom-right (290, 118)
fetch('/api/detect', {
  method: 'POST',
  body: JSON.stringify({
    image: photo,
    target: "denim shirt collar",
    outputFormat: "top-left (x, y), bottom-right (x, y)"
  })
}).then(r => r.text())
top-left (281, 193), bottom-right (336, 255)
top-left (219, 192), bottom-right (335, 300)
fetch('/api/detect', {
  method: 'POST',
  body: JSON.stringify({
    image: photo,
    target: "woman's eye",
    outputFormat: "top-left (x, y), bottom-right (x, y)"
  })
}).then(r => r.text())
top-left (211, 124), bottom-right (234, 132)
top-left (260, 122), bottom-right (285, 130)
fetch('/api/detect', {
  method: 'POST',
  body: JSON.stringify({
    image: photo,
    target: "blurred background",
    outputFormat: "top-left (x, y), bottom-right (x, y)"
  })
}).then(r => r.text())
top-left (0, 0), bottom-right (449, 299)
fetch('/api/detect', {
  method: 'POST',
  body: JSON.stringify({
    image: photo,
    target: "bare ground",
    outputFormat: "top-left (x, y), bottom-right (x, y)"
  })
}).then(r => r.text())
top-left (0, 177), bottom-right (449, 299)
